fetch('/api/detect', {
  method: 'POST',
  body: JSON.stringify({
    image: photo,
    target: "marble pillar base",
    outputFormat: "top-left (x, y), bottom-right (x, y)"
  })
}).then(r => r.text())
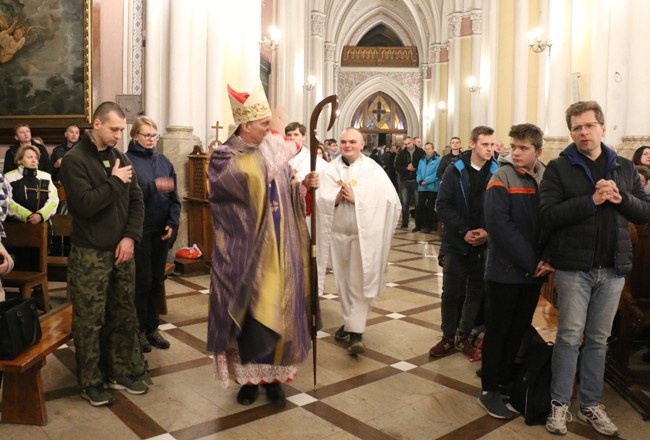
top-left (159, 125), bottom-right (202, 258)
top-left (616, 135), bottom-right (650, 161)
top-left (541, 135), bottom-right (570, 164)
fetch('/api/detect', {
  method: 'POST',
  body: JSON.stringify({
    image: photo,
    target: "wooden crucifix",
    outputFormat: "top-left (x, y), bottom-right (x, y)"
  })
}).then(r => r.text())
top-left (209, 120), bottom-right (224, 149)
top-left (26, 180), bottom-right (51, 211)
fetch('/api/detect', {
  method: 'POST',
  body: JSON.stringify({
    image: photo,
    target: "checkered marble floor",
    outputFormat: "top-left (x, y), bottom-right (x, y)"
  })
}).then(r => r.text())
top-left (1, 227), bottom-right (647, 439)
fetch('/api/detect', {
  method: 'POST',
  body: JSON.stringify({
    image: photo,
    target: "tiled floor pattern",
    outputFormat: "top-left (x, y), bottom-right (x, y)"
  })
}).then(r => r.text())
top-left (1, 228), bottom-right (648, 439)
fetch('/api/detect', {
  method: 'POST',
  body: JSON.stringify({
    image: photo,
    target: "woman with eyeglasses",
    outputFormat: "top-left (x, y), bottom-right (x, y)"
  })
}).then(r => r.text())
top-left (126, 116), bottom-right (181, 353)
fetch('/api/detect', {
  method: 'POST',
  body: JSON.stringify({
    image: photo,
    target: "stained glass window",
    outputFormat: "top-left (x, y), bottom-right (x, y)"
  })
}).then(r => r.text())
top-left (351, 92), bottom-right (406, 132)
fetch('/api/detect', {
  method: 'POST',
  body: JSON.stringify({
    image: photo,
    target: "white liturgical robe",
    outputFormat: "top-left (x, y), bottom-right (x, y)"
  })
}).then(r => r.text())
top-left (289, 146), bottom-right (328, 182)
top-left (316, 155), bottom-right (401, 326)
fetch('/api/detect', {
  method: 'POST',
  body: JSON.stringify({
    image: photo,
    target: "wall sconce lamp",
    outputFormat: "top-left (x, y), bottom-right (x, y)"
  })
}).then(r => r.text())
top-left (304, 75), bottom-right (316, 91)
top-left (438, 101), bottom-right (447, 112)
top-left (260, 26), bottom-right (280, 51)
top-left (466, 77), bottom-right (481, 93)
top-left (528, 28), bottom-right (552, 55)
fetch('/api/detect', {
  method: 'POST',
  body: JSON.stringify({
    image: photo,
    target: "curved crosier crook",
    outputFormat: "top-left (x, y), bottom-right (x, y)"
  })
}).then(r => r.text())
top-left (307, 94), bottom-right (338, 390)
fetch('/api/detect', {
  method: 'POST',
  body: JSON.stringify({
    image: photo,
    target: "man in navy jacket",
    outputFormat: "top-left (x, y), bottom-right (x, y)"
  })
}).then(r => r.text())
top-left (430, 126), bottom-right (498, 358)
top-left (542, 101), bottom-right (650, 436)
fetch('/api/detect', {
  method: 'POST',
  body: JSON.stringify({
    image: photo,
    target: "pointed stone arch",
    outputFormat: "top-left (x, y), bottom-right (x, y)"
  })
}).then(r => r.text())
top-left (336, 75), bottom-right (420, 138)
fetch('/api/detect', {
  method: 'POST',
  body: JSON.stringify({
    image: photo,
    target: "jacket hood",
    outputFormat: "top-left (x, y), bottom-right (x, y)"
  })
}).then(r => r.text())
top-left (499, 153), bottom-right (546, 180)
top-left (560, 142), bottom-right (617, 168)
top-left (127, 139), bottom-right (154, 156)
top-left (455, 150), bottom-right (499, 174)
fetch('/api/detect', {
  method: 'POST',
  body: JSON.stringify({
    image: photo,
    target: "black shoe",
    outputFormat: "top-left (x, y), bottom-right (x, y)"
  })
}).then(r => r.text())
top-left (422, 228), bottom-right (432, 233)
top-left (412, 227), bottom-right (421, 232)
top-left (236, 384), bottom-right (259, 405)
top-left (334, 325), bottom-right (350, 340)
top-left (348, 333), bottom-right (366, 355)
top-left (139, 331), bottom-right (152, 353)
top-left (400, 224), bottom-right (409, 230)
top-left (147, 330), bottom-right (171, 349)
top-left (263, 383), bottom-right (286, 407)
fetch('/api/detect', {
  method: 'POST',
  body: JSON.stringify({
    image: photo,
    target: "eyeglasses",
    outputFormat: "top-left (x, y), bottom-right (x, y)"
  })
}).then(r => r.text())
top-left (138, 132), bottom-right (159, 140)
top-left (570, 122), bottom-right (601, 134)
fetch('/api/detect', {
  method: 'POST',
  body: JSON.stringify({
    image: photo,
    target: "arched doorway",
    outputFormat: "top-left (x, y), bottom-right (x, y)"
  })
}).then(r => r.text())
top-left (351, 92), bottom-right (407, 151)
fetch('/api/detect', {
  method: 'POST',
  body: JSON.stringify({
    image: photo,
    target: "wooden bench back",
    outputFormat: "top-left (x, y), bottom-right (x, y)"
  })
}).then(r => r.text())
top-left (3, 222), bottom-right (48, 272)
top-left (628, 225), bottom-right (650, 299)
top-left (51, 214), bottom-right (72, 238)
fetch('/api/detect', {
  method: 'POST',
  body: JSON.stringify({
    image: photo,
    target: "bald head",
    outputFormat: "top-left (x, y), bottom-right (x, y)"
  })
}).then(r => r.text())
top-left (339, 128), bottom-right (365, 163)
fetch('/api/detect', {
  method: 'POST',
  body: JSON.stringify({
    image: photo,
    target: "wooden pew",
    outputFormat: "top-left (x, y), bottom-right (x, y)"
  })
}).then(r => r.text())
top-left (605, 224), bottom-right (650, 420)
top-left (3, 222), bottom-right (50, 311)
top-left (0, 304), bottom-right (72, 425)
top-left (47, 214), bottom-right (73, 283)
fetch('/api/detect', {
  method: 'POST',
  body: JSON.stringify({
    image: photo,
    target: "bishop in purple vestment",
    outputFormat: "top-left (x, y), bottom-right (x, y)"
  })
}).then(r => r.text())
top-left (207, 80), bottom-right (317, 407)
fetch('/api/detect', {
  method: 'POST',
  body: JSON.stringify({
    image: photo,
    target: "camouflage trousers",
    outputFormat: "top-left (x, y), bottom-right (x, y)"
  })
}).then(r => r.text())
top-left (68, 245), bottom-right (139, 388)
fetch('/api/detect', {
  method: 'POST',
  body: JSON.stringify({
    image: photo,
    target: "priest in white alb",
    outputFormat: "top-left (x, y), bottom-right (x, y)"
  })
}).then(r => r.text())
top-left (316, 128), bottom-right (401, 354)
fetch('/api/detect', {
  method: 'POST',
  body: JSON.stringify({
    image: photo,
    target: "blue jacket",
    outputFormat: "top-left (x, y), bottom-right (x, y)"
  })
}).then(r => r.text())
top-left (416, 155), bottom-right (441, 192)
top-left (436, 151), bottom-right (499, 255)
top-left (484, 155), bottom-right (546, 284)
top-left (126, 140), bottom-right (181, 234)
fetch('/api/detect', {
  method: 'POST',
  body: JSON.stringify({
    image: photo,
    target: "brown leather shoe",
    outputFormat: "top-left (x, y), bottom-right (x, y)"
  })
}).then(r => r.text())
top-left (455, 337), bottom-right (476, 357)
top-left (429, 338), bottom-right (455, 357)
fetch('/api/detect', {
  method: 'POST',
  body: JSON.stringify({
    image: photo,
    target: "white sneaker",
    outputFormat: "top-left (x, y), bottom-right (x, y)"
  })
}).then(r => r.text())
top-left (577, 404), bottom-right (619, 437)
top-left (546, 400), bottom-right (573, 435)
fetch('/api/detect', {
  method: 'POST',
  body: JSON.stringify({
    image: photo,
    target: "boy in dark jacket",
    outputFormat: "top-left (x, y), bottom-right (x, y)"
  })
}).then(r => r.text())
top-left (430, 126), bottom-right (498, 358)
top-left (479, 123), bottom-right (553, 419)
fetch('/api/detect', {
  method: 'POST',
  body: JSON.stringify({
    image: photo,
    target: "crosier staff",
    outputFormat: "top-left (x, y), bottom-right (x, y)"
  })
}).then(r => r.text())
top-left (308, 95), bottom-right (338, 390)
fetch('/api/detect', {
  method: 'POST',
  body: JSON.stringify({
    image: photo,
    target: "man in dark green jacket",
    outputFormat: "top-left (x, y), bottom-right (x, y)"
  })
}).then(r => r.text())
top-left (60, 102), bottom-right (146, 407)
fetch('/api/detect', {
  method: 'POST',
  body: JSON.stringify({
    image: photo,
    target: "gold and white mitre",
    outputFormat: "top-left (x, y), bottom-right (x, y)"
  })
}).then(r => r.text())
top-left (227, 80), bottom-right (272, 125)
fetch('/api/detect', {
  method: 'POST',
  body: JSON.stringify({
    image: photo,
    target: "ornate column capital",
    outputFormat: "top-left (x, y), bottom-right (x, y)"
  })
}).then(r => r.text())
top-left (469, 11), bottom-right (482, 35)
top-left (325, 41), bottom-right (336, 62)
top-left (448, 13), bottom-right (462, 38)
top-left (421, 64), bottom-right (430, 80)
top-left (311, 11), bottom-right (326, 37)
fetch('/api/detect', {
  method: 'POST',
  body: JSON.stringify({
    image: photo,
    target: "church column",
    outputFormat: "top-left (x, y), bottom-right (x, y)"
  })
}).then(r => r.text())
top-left (512, 2), bottom-right (528, 124)
top-left (535, 0), bottom-right (550, 132)
top-left (447, 13), bottom-right (462, 139)
top-left (431, 45), bottom-right (444, 150)
top-left (323, 42), bottom-right (337, 140)
top-left (421, 64), bottom-right (431, 141)
top-left (189, 4), bottom-right (207, 145)
top-left (276, 0), bottom-right (307, 123)
top-left (159, 0), bottom-right (200, 253)
top-left (166, 0), bottom-right (192, 129)
top-left (483, 0), bottom-right (499, 127)
top-left (205, 1), bottom-right (226, 147)
top-left (541, 0), bottom-right (572, 164)
top-left (308, 10), bottom-right (326, 136)
top-left (144, 0), bottom-right (169, 131)
top-left (469, 11), bottom-right (482, 129)
top-left (589, 0), bottom-right (610, 107)
top-left (617, 0), bottom-right (650, 158)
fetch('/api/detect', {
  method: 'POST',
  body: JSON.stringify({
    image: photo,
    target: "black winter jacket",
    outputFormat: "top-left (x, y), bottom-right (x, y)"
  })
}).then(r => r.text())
top-left (436, 151), bottom-right (499, 256)
top-left (59, 132), bottom-right (144, 250)
top-left (395, 147), bottom-right (425, 181)
top-left (539, 143), bottom-right (650, 275)
top-left (3, 141), bottom-right (51, 175)
top-left (126, 140), bottom-right (181, 234)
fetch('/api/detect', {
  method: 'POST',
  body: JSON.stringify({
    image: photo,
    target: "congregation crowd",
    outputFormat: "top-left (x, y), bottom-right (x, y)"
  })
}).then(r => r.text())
top-left (1, 82), bottom-right (649, 439)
